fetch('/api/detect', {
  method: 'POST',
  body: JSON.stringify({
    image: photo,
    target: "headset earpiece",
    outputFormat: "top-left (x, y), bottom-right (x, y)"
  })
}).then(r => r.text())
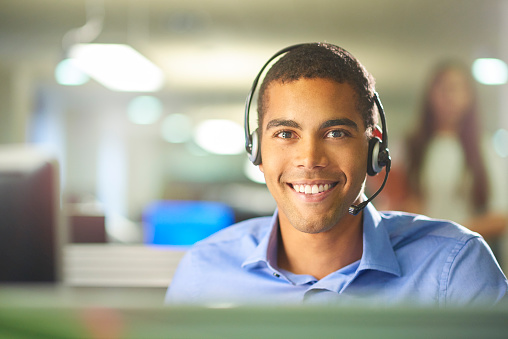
top-left (367, 126), bottom-right (386, 176)
top-left (367, 135), bottom-right (382, 176)
top-left (248, 129), bottom-right (262, 165)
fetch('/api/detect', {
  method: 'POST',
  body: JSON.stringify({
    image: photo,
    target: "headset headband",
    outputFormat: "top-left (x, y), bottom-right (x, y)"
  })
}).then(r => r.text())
top-left (244, 44), bottom-right (309, 155)
top-left (244, 43), bottom-right (389, 156)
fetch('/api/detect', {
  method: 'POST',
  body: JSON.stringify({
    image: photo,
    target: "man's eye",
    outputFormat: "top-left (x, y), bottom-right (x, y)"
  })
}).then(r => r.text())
top-left (276, 131), bottom-right (294, 139)
top-left (326, 130), bottom-right (346, 138)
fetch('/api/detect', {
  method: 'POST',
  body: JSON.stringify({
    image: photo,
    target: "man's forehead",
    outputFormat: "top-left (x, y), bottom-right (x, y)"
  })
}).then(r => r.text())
top-left (263, 78), bottom-right (360, 109)
top-left (261, 79), bottom-right (365, 130)
top-left (265, 77), bottom-right (356, 91)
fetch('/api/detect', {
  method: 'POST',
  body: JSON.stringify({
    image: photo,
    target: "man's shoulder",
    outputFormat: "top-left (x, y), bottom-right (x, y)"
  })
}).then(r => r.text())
top-left (379, 210), bottom-right (480, 246)
top-left (166, 215), bottom-right (275, 304)
top-left (373, 210), bottom-right (507, 306)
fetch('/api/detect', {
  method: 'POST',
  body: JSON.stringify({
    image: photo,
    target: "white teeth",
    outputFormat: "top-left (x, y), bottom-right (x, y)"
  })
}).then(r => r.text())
top-left (293, 183), bottom-right (334, 194)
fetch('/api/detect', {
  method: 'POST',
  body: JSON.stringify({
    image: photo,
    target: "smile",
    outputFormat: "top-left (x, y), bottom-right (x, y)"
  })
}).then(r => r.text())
top-left (290, 182), bottom-right (338, 195)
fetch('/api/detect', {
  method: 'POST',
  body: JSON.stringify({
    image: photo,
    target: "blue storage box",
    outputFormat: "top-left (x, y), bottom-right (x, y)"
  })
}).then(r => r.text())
top-left (143, 200), bottom-right (235, 246)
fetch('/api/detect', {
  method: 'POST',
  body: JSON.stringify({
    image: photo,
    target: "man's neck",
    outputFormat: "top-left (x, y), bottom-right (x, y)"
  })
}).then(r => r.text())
top-left (277, 213), bottom-right (363, 280)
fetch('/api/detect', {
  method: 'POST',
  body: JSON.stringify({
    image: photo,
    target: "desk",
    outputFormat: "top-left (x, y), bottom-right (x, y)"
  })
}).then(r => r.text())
top-left (0, 298), bottom-right (507, 339)
top-left (63, 244), bottom-right (186, 288)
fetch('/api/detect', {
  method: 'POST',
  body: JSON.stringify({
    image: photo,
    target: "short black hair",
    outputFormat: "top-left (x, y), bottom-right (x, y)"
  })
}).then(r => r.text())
top-left (257, 43), bottom-right (377, 130)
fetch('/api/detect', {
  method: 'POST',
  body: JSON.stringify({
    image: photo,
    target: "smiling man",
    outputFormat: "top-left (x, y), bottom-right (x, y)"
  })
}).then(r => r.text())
top-left (165, 43), bottom-right (507, 307)
top-left (260, 79), bottom-right (367, 280)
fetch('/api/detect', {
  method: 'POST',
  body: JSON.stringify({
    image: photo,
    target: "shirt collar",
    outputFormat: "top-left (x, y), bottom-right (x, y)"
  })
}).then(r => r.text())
top-left (359, 203), bottom-right (401, 277)
top-left (241, 203), bottom-right (401, 277)
top-left (241, 210), bottom-right (279, 270)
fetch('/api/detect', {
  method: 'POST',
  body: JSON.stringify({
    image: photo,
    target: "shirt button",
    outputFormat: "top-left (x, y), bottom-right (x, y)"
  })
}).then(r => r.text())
top-left (273, 272), bottom-right (280, 278)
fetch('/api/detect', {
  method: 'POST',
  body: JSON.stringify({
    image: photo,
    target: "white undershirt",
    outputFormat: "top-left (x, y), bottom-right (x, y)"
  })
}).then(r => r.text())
top-left (421, 134), bottom-right (471, 223)
top-left (420, 133), bottom-right (508, 224)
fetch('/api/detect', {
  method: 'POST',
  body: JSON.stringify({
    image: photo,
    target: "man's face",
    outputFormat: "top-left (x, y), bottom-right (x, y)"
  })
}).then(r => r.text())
top-left (259, 78), bottom-right (369, 234)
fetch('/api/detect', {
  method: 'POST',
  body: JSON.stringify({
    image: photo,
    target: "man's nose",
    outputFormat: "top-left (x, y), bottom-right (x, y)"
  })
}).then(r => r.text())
top-left (295, 137), bottom-right (329, 169)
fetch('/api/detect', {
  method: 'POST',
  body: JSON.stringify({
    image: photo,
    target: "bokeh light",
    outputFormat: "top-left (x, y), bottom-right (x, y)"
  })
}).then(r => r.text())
top-left (161, 114), bottom-right (193, 143)
top-left (127, 96), bottom-right (163, 125)
top-left (193, 119), bottom-right (244, 155)
top-left (472, 58), bottom-right (508, 85)
top-left (492, 128), bottom-right (508, 158)
top-left (54, 59), bottom-right (89, 86)
top-left (243, 158), bottom-right (265, 184)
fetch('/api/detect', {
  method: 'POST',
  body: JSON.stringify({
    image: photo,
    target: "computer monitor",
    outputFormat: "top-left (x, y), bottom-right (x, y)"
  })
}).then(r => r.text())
top-left (0, 144), bottom-right (62, 282)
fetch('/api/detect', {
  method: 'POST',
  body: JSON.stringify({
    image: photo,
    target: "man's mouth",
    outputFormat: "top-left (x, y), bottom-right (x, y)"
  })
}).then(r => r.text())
top-left (290, 182), bottom-right (338, 195)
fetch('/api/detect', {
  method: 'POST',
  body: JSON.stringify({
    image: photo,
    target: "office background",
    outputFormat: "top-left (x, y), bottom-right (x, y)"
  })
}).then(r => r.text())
top-left (0, 0), bottom-right (507, 299)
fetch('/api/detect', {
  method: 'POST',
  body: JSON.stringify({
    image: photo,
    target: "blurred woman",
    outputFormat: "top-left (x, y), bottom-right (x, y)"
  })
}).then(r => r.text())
top-left (405, 61), bottom-right (507, 244)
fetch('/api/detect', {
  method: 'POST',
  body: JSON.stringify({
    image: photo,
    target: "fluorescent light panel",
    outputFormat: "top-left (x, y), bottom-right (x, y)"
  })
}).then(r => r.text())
top-left (153, 44), bottom-right (279, 90)
top-left (69, 43), bottom-right (164, 92)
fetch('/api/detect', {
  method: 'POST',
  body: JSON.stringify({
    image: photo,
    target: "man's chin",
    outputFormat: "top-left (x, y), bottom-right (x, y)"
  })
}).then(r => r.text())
top-left (286, 212), bottom-right (343, 235)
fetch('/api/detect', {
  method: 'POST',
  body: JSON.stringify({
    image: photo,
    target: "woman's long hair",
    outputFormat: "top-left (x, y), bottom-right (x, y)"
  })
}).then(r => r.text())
top-left (406, 61), bottom-right (489, 213)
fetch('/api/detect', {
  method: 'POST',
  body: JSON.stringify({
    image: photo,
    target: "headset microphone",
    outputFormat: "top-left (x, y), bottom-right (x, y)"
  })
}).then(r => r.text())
top-left (348, 161), bottom-right (391, 215)
top-left (244, 44), bottom-right (391, 216)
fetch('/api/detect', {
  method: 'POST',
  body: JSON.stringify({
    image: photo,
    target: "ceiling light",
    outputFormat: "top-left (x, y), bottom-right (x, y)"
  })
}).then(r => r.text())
top-left (69, 43), bottom-right (164, 92)
top-left (472, 58), bottom-right (508, 85)
top-left (154, 44), bottom-right (279, 90)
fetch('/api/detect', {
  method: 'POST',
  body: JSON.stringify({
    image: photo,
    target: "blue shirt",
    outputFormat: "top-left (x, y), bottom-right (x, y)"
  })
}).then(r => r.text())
top-left (165, 203), bottom-right (507, 307)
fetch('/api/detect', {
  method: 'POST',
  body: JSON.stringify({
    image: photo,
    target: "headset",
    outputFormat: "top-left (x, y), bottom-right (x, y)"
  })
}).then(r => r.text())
top-left (244, 43), bottom-right (391, 215)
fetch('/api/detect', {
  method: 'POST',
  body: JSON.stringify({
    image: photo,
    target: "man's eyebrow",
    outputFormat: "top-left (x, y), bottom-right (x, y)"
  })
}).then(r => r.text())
top-left (265, 119), bottom-right (301, 130)
top-left (320, 119), bottom-right (358, 131)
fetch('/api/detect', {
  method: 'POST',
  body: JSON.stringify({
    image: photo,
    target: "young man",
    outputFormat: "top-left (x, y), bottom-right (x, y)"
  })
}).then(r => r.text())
top-left (166, 43), bottom-right (507, 307)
